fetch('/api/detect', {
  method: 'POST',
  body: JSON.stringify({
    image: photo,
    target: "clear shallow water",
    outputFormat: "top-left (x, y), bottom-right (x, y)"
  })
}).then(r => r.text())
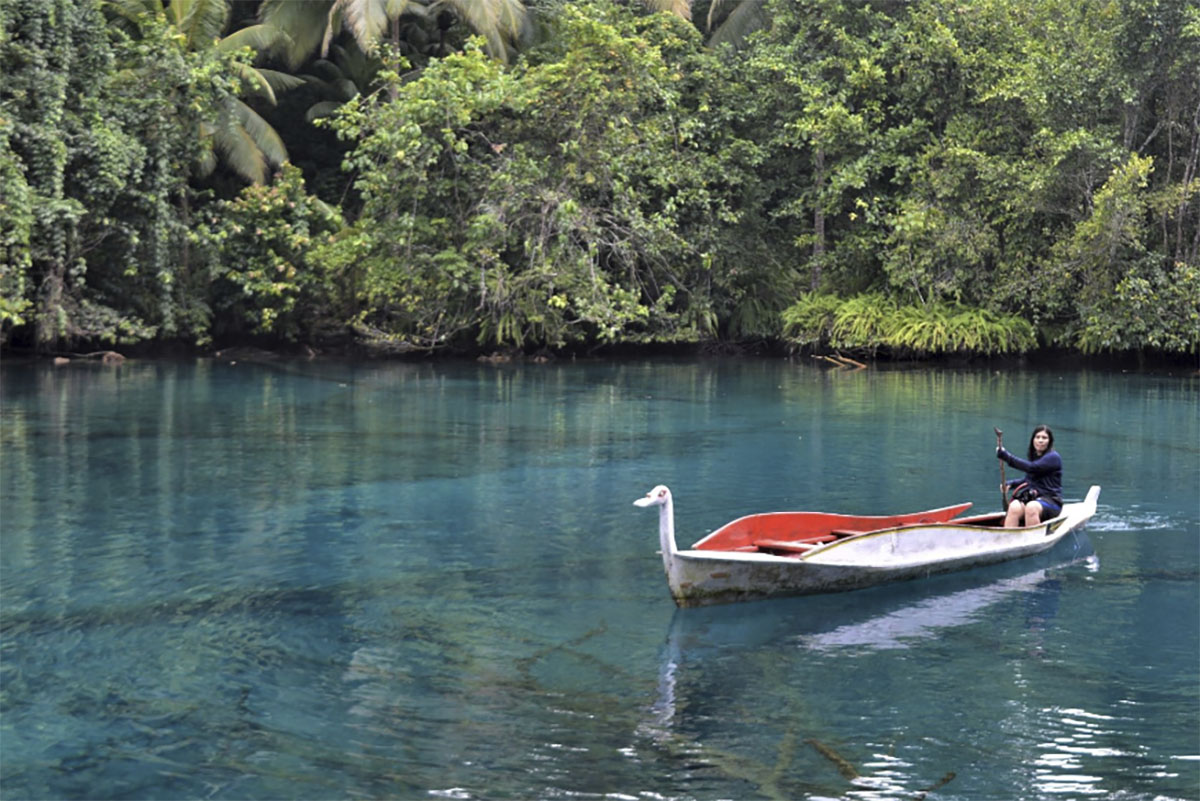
top-left (1, 357), bottom-right (1196, 800)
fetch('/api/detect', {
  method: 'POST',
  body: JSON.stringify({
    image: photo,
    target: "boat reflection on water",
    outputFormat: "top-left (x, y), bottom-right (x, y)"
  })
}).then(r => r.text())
top-left (643, 535), bottom-right (1098, 798)
top-left (659, 533), bottom-right (1096, 665)
top-left (795, 553), bottom-right (1083, 653)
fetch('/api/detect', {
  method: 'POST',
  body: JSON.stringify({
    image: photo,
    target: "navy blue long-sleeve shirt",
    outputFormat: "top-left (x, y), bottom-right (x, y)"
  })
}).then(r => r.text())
top-left (999, 448), bottom-right (1063, 501)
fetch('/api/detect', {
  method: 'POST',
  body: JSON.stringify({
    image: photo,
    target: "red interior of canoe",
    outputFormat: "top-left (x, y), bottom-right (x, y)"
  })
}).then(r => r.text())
top-left (691, 503), bottom-right (974, 551)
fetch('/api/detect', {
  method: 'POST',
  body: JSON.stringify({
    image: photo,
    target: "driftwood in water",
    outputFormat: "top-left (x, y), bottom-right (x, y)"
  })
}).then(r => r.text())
top-left (52, 351), bottom-right (125, 365)
top-left (805, 737), bottom-right (859, 779)
top-left (813, 354), bottom-right (867, 370)
top-left (915, 770), bottom-right (957, 798)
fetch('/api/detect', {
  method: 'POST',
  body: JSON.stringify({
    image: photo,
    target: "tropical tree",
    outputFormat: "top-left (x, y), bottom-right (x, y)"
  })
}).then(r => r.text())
top-left (0, 67), bottom-right (34, 340)
top-left (2, 0), bottom-right (223, 349)
top-left (702, 0), bottom-right (768, 50)
top-left (300, 42), bottom-right (383, 121)
top-left (889, 0), bottom-right (1197, 352)
top-left (745, 0), bottom-right (899, 293)
top-left (4, 0), bottom-right (1196, 357)
top-left (258, 0), bottom-right (530, 70)
top-left (195, 164), bottom-right (344, 341)
top-left (107, 0), bottom-right (302, 183)
top-left (1066, 155), bottom-right (1200, 353)
top-left (318, 2), bottom-right (746, 351)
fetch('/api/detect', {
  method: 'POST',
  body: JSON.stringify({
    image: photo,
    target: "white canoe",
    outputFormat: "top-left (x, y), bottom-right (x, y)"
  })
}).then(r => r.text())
top-left (634, 485), bottom-right (1101, 607)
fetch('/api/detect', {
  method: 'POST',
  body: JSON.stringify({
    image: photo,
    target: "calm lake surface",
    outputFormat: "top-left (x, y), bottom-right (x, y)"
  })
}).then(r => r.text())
top-left (2, 357), bottom-right (1197, 801)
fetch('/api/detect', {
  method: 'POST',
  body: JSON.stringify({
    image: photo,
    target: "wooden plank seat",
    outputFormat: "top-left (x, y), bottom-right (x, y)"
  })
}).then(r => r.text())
top-left (752, 534), bottom-right (838, 553)
top-left (752, 540), bottom-right (822, 553)
top-left (945, 512), bottom-right (1006, 526)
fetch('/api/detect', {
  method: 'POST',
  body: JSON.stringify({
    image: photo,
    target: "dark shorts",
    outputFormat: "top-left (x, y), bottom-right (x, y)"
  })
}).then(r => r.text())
top-left (1031, 496), bottom-right (1062, 516)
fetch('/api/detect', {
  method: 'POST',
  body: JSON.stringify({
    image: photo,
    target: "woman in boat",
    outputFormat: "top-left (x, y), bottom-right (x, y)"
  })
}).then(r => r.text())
top-left (997, 425), bottom-right (1063, 527)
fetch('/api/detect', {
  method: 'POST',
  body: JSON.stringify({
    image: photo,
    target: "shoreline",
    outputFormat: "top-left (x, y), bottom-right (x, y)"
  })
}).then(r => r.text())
top-left (3, 342), bottom-right (1197, 376)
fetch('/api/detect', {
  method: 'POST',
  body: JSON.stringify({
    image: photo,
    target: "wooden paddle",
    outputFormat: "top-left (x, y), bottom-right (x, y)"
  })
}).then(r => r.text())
top-left (994, 427), bottom-right (1007, 510)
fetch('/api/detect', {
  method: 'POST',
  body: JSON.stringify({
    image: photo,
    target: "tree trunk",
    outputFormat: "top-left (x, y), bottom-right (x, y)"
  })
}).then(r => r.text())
top-left (812, 147), bottom-right (825, 291)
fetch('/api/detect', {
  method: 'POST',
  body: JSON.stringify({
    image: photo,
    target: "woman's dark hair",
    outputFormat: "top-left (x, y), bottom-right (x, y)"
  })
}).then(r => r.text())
top-left (1027, 425), bottom-right (1054, 460)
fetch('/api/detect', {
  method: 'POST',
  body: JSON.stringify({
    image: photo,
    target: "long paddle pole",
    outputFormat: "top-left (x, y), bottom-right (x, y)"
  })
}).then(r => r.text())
top-left (994, 427), bottom-right (1007, 510)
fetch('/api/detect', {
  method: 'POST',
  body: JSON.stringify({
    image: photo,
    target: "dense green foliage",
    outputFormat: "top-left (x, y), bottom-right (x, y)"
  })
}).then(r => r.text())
top-left (782, 293), bottom-right (1036, 356)
top-left (1, 0), bottom-right (255, 347)
top-left (323, 8), bottom-right (746, 351)
top-left (195, 163), bottom-right (343, 341)
top-left (2, 0), bottom-right (1197, 357)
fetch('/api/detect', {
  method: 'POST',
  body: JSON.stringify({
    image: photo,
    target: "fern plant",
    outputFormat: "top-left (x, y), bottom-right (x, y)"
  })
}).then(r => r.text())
top-left (782, 294), bottom-right (1038, 358)
top-left (780, 293), bottom-right (841, 347)
top-left (831, 293), bottom-right (894, 351)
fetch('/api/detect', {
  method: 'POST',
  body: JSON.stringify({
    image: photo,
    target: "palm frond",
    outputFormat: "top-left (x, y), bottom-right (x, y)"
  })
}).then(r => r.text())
top-left (707, 0), bottom-right (767, 51)
top-left (386, 0), bottom-right (418, 17)
top-left (218, 23), bottom-right (286, 55)
top-left (257, 68), bottom-right (308, 94)
top-left (214, 119), bottom-right (269, 184)
top-left (174, 0), bottom-right (230, 50)
top-left (104, 0), bottom-right (163, 26)
top-left (705, 0), bottom-right (731, 31)
top-left (331, 43), bottom-right (383, 88)
top-left (300, 43), bottom-right (377, 118)
top-left (491, 0), bottom-right (528, 35)
top-left (301, 69), bottom-right (361, 102)
top-left (440, 0), bottom-right (530, 62)
top-left (336, 0), bottom-right (391, 56)
top-left (234, 100), bottom-right (288, 167)
top-left (642, 0), bottom-right (692, 21)
top-left (259, 0), bottom-right (334, 69)
top-left (234, 62), bottom-right (277, 104)
top-left (321, 3), bottom-right (341, 58)
top-left (304, 58), bottom-right (343, 82)
top-left (305, 101), bottom-right (346, 122)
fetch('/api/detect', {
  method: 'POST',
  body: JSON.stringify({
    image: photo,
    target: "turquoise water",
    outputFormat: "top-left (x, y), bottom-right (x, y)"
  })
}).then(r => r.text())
top-left (1, 357), bottom-right (1197, 800)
